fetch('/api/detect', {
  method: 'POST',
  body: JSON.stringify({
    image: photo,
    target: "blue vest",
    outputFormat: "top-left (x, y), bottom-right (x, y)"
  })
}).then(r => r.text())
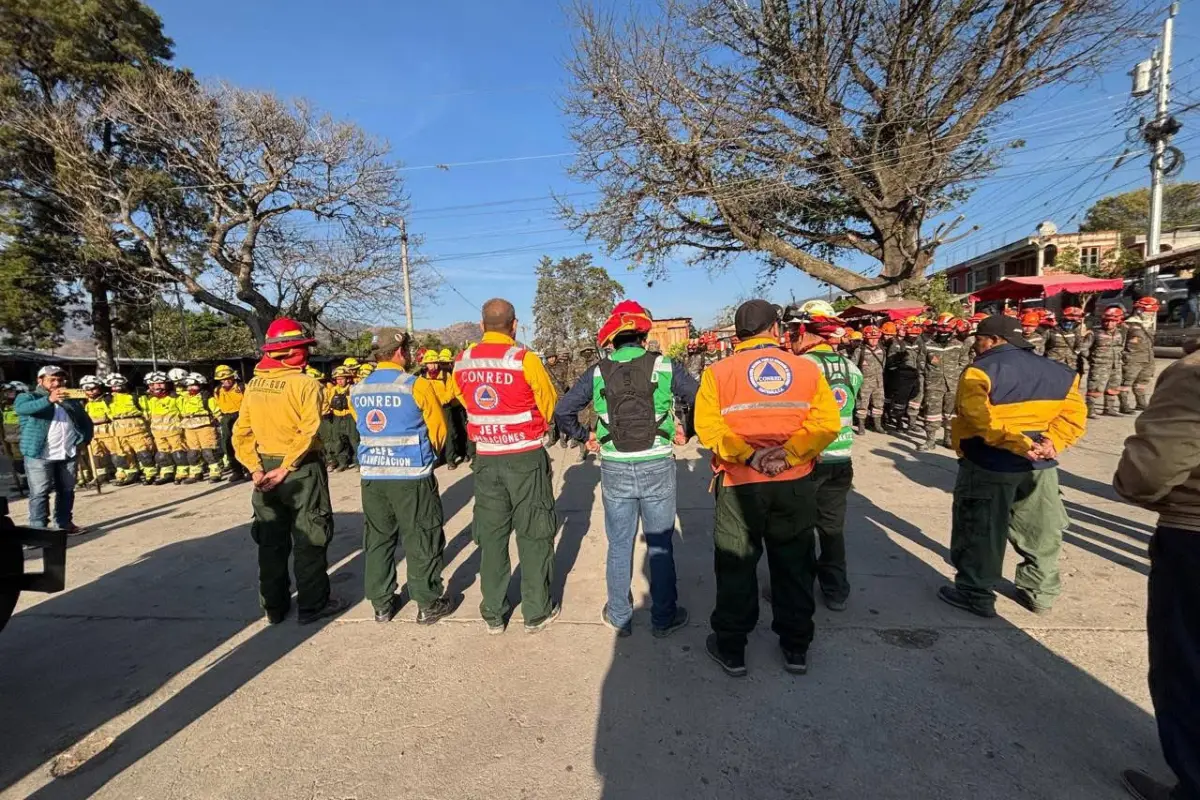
top-left (349, 368), bottom-right (435, 480)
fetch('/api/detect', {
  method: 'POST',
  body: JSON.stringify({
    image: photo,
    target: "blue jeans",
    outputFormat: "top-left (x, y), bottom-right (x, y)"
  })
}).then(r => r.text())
top-left (600, 457), bottom-right (678, 628)
top-left (25, 457), bottom-right (77, 529)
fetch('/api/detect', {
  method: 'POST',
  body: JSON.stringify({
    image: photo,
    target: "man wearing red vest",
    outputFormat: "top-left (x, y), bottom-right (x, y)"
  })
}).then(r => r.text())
top-left (454, 298), bottom-right (561, 634)
top-left (694, 300), bottom-right (841, 677)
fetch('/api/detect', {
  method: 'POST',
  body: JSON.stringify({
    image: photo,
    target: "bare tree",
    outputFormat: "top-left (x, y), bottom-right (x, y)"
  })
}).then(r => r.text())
top-left (23, 68), bottom-right (415, 342)
top-left (564, 0), bottom-right (1150, 299)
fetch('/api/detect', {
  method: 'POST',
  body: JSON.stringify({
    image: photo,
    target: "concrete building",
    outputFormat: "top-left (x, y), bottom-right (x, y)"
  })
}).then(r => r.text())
top-left (940, 221), bottom-right (1122, 296)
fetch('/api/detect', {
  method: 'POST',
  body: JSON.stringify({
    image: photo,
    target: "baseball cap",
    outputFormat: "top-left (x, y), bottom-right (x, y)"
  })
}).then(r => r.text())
top-left (37, 365), bottom-right (66, 378)
top-left (369, 327), bottom-right (411, 359)
top-left (734, 300), bottom-right (781, 338)
top-left (976, 314), bottom-right (1033, 349)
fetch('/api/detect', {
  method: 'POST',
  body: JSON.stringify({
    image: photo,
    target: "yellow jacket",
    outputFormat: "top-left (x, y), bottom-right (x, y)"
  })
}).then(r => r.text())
top-left (951, 343), bottom-right (1087, 471)
top-left (85, 398), bottom-right (114, 426)
top-left (178, 392), bottom-right (221, 425)
top-left (452, 331), bottom-right (558, 424)
top-left (694, 337), bottom-right (841, 470)
top-left (428, 373), bottom-right (454, 406)
top-left (327, 384), bottom-right (353, 417)
top-left (232, 366), bottom-right (323, 473)
top-left (214, 385), bottom-right (244, 415)
top-left (107, 391), bottom-right (145, 420)
top-left (349, 362), bottom-right (447, 451)
top-left (141, 393), bottom-right (182, 431)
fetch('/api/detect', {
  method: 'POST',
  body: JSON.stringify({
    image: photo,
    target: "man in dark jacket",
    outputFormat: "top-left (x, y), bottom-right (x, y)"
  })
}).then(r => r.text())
top-left (14, 366), bottom-right (94, 533)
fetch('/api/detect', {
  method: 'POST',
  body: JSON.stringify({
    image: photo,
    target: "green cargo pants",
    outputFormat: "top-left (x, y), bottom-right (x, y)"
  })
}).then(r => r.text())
top-left (251, 456), bottom-right (334, 617)
top-left (712, 473), bottom-right (819, 654)
top-left (811, 460), bottom-right (853, 603)
top-left (323, 415), bottom-right (356, 469)
top-left (472, 448), bottom-right (557, 625)
top-left (950, 458), bottom-right (1069, 612)
top-left (361, 475), bottom-right (446, 613)
top-left (441, 406), bottom-right (458, 466)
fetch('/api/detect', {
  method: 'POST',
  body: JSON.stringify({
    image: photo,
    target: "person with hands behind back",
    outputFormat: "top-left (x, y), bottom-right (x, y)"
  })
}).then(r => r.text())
top-left (694, 299), bottom-right (841, 678)
top-left (233, 318), bottom-right (346, 626)
top-left (938, 314), bottom-right (1087, 619)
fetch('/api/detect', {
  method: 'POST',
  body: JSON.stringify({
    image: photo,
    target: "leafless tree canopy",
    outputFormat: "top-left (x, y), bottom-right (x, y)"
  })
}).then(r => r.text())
top-left (564, 0), bottom-right (1150, 298)
top-left (19, 68), bottom-right (424, 341)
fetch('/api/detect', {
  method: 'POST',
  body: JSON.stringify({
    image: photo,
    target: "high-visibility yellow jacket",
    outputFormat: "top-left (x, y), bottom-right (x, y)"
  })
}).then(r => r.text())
top-left (107, 392), bottom-right (146, 420)
top-left (178, 392), bottom-right (221, 427)
top-left (141, 394), bottom-right (182, 432)
top-left (232, 365), bottom-right (323, 473)
top-left (84, 398), bottom-right (115, 426)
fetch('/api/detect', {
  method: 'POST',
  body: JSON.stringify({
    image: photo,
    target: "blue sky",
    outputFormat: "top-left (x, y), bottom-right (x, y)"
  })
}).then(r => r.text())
top-left (150, 0), bottom-right (1200, 332)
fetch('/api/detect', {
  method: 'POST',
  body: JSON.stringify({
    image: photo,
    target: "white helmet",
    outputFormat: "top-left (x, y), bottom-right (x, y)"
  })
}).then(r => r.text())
top-left (2, 380), bottom-right (30, 393)
top-left (167, 368), bottom-right (188, 383)
top-left (105, 373), bottom-right (128, 388)
top-left (184, 372), bottom-right (207, 386)
top-left (143, 371), bottom-right (157, 384)
top-left (145, 371), bottom-right (169, 385)
top-left (79, 374), bottom-right (104, 390)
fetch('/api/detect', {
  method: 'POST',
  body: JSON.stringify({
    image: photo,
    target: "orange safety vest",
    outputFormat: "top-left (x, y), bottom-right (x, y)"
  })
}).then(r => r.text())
top-left (454, 342), bottom-right (546, 455)
top-left (709, 344), bottom-right (823, 486)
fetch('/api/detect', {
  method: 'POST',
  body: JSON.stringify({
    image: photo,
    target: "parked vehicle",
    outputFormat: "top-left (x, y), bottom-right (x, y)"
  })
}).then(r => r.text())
top-left (1095, 276), bottom-right (1189, 321)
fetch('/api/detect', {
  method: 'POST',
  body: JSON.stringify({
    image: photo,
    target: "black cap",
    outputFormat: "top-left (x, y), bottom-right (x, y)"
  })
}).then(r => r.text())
top-left (734, 300), bottom-right (781, 338)
top-left (976, 314), bottom-right (1033, 349)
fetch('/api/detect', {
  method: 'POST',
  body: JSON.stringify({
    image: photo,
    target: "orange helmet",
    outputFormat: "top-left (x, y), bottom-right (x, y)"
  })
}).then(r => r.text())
top-left (1039, 312), bottom-right (1057, 327)
top-left (1102, 305), bottom-right (1126, 322)
top-left (880, 321), bottom-right (898, 336)
top-left (1134, 296), bottom-right (1161, 312)
top-left (1020, 311), bottom-right (1041, 327)
top-left (597, 300), bottom-right (653, 346)
top-left (933, 312), bottom-right (956, 332)
top-left (906, 321), bottom-right (925, 334)
top-left (1003, 307), bottom-right (1020, 318)
top-left (1062, 306), bottom-right (1085, 320)
top-left (847, 330), bottom-right (863, 341)
top-left (862, 325), bottom-right (882, 338)
top-left (953, 318), bottom-right (971, 334)
top-left (262, 318), bottom-right (315, 352)
top-left (969, 312), bottom-right (988, 323)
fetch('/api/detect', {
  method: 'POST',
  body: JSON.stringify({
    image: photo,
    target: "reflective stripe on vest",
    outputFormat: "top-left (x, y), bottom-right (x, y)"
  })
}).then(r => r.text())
top-left (349, 368), bottom-right (436, 480)
top-left (454, 342), bottom-right (546, 455)
top-left (709, 346), bottom-right (822, 486)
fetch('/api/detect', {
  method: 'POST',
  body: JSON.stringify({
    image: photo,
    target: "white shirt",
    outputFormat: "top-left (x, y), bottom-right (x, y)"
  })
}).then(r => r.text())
top-left (41, 403), bottom-right (77, 461)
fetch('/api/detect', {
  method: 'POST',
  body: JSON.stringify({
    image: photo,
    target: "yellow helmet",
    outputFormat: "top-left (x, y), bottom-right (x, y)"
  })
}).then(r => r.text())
top-left (305, 366), bottom-right (326, 380)
top-left (421, 351), bottom-right (439, 365)
top-left (332, 365), bottom-right (354, 379)
top-left (214, 364), bottom-right (236, 380)
top-left (437, 348), bottom-right (452, 361)
top-left (342, 357), bottom-right (360, 368)
top-left (800, 299), bottom-right (836, 318)
top-left (357, 363), bottom-right (375, 378)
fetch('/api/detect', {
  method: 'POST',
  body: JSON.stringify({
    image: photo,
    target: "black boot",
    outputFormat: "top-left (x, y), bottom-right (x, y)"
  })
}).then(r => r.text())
top-left (853, 421), bottom-right (865, 435)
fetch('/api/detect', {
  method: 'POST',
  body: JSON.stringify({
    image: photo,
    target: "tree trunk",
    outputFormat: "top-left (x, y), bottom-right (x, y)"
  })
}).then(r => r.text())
top-left (85, 272), bottom-right (117, 376)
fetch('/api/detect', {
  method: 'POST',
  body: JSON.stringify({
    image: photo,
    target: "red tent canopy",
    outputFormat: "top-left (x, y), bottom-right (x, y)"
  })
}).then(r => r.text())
top-left (969, 275), bottom-right (1123, 303)
top-left (840, 299), bottom-right (927, 321)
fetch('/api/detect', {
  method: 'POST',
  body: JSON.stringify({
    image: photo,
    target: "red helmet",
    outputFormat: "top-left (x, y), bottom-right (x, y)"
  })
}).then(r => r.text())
top-left (880, 321), bottom-right (898, 336)
top-left (1020, 311), bottom-right (1041, 327)
top-left (953, 318), bottom-right (971, 334)
top-left (262, 318), bottom-right (315, 352)
top-left (969, 312), bottom-right (988, 323)
top-left (597, 300), bottom-right (653, 346)
top-left (862, 325), bottom-right (881, 339)
top-left (1062, 306), bottom-right (1085, 321)
top-left (906, 322), bottom-right (925, 334)
top-left (1134, 296), bottom-right (1161, 312)
top-left (806, 315), bottom-right (845, 338)
top-left (1039, 312), bottom-right (1057, 327)
top-left (1102, 305), bottom-right (1126, 322)
top-left (933, 312), bottom-right (956, 332)
top-left (1003, 307), bottom-right (1020, 318)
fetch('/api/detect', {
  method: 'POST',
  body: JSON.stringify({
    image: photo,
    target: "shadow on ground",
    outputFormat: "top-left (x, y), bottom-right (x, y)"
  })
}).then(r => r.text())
top-left (595, 452), bottom-right (1162, 799)
top-left (0, 511), bottom-right (366, 799)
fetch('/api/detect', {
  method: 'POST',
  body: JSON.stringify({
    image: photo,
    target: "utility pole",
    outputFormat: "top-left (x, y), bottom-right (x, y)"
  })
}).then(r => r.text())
top-left (1143, 2), bottom-right (1178, 293)
top-left (398, 217), bottom-right (415, 334)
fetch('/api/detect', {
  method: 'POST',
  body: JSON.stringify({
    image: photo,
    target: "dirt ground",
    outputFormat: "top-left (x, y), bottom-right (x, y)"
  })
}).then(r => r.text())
top-left (0, 386), bottom-right (1171, 799)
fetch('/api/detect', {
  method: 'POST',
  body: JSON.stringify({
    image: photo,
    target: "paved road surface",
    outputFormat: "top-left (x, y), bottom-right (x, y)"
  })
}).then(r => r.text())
top-left (0, 401), bottom-right (1168, 799)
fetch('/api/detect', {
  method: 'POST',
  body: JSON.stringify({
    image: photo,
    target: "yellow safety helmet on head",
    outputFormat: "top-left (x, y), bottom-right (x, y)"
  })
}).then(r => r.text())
top-left (342, 357), bottom-right (359, 368)
top-left (357, 363), bottom-right (375, 377)
top-left (214, 364), bottom-right (236, 381)
top-left (437, 348), bottom-right (452, 362)
top-left (421, 351), bottom-right (439, 365)
top-left (305, 366), bottom-right (326, 380)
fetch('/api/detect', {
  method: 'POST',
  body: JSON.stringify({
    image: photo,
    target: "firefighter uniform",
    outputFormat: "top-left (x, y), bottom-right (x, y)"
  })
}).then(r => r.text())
top-left (854, 338), bottom-right (887, 431)
top-left (350, 361), bottom-right (450, 620)
top-left (107, 381), bottom-right (156, 483)
top-left (1044, 327), bottom-right (1084, 373)
top-left (142, 383), bottom-right (189, 484)
top-left (454, 331), bottom-right (560, 631)
top-left (918, 333), bottom-right (965, 451)
top-left (694, 334), bottom-right (841, 667)
top-left (178, 386), bottom-right (224, 482)
top-left (1121, 312), bottom-right (1157, 412)
top-left (1087, 317), bottom-right (1126, 417)
top-left (82, 385), bottom-right (118, 484)
top-left (323, 370), bottom-right (357, 470)
top-left (232, 320), bottom-right (334, 624)
top-left (214, 366), bottom-right (246, 479)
